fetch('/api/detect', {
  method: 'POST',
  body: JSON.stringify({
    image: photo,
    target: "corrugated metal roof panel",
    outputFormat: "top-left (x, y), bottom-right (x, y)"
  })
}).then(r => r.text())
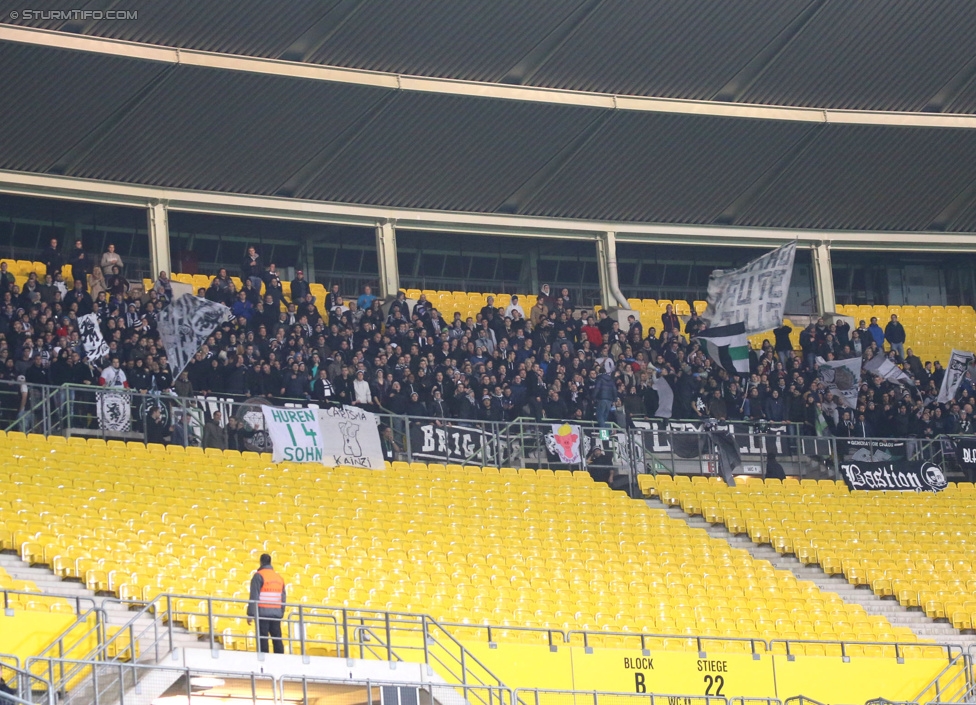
top-left (735, 125), bottom-right (976, 230)
top-left (0, 0), bottom-right (336, 58)
top-left (520, 113), bottom-right (814, 223)
top-left (526, 0), bottom-right (809, 99)
top-left (296, 92), bottom-right (603, 212)
top-left (946, 77), bottom-right (976, 115)
top-left (307, 0), bottom-right (587, 82)
top-left (66, 67), bottom-right (390, 194)
top-left (0, 43), bottom-right (167, 172)
top-left (741, 0), bottom-right (976, 111)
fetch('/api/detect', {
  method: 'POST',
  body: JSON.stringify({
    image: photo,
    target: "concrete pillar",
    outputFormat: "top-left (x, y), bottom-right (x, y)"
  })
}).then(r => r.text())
top-left (147, 201), bottom-right (171, 277)
top-left (375, 219), bottom-right (399, 299)
top-left (812, 242), bottom-right (836, 313)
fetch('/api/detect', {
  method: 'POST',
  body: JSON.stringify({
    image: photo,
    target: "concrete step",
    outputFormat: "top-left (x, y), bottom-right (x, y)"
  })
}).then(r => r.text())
top-left (653, 499), bottom-right (976, 651)
top-left (0, 552), bottom-right (204, 657)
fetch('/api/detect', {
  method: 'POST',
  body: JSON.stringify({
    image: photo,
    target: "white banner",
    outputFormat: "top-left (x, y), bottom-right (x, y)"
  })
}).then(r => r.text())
top-left (319, 405), bottom-right (384, 470)
top-left (817, 357), bottom-right (862, 408)
top-left (157, 294), bottom-right (233, 380)
top-left (938, 349), bottom-right (975, 404)
top-left (77, 313), bottom-right (109, 362)
top-left (97, 390), bottom-right (131, 432)
top-left (703, 241), bottom-right (796, 335)
top-left (262, 407), bottom-right (325, 463)
top-left (545, 424), bottom-right (582, 463)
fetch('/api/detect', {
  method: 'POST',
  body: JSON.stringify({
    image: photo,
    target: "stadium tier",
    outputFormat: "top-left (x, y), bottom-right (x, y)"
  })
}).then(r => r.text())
top-left (0, 430), bottom-right (925, 655)
top-left (6, 256), bottom-right (974, 367)
top-left (652, 475), bottom-right (976, 633)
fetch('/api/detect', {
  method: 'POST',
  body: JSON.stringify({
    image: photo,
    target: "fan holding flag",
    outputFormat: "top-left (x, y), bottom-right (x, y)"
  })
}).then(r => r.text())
top-left (694, 322), bottom-right (751, 377)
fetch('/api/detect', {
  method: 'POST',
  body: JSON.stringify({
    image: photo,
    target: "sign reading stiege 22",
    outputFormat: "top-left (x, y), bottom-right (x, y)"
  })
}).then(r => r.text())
top-left (840, 460), bottom-right (949, 492)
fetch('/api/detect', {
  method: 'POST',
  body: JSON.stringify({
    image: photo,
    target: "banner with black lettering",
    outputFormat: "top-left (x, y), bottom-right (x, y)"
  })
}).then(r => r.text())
top-left (840, 460), bottom-right (948, 492)
top-left (953, 437), bottom-right (976, 482)
top-left (703, 241), bottom-right (796, 335)
top-left (845, 438), bottom-right (907, 462)
top-left (938, 350), bottom-right (976, 404)
top-left (410, 422), bottom-right (506, 465)
top-left (633, 419), bottom-right (788, 458)
top-left (318, 405), bottom-right (384, 470)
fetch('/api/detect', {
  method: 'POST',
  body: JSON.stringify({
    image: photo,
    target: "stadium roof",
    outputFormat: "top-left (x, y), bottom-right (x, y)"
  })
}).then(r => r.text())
top-left (2, 6), bottom-right (976, 239)
top-left (5, 0), bottom-right (976, 112)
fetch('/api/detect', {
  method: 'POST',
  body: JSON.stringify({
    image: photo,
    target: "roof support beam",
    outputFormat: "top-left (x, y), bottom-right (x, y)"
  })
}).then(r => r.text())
top-left (3, 170), bottom-right (976, 253)
top-left (811, 242), bottom-right (836, 313)
top-left (375, 219), bottom-right (399, 299)
top-left (147, 200), bottom-right (171, 278)
top-left (6, 25), bottom-right (976, 130)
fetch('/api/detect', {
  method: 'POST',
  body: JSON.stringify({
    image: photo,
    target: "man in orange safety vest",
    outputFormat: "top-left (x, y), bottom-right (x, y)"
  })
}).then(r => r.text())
top-left (247, 553), bottom-right (287, 654)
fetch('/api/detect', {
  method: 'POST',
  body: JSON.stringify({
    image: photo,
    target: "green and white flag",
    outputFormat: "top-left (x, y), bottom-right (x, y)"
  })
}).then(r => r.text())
top-left (695, 322), bottom-right (750, 375)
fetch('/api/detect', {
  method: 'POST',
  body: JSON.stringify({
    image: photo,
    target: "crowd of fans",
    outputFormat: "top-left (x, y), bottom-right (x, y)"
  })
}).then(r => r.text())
top-left (1, 239), bottom-right (975, 443)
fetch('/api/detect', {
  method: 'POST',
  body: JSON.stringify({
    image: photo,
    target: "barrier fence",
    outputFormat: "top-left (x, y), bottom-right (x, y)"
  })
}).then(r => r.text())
top-left (2, 380), bottom-right (970, 485)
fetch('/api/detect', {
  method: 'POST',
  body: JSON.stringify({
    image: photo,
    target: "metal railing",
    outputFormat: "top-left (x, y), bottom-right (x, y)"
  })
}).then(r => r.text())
top-left (514, 689), bottom-right (728, 705)
top-left (913, 652), bottom-right (973, 704)
top-left (4, 379), bottom-right (971, 484)
top-left (0, 654), bottom-right (54, 705)
top-left (67, 592), bottom-right (507, 699)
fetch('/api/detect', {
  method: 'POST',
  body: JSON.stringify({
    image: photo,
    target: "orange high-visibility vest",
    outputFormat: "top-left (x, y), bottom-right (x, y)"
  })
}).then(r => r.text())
top-left (257, 567), bottom-right (284, 608)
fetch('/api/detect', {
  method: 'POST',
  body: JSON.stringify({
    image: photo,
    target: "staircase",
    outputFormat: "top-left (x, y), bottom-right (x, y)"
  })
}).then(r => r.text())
top-left (0, 552), bottom-right (202, 662)
top-left (649, 499), bottom-right (976, 652)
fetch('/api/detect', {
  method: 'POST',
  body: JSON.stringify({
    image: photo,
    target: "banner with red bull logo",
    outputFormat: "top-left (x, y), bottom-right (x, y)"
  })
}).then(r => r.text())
top-left (546, 424), bottom-right (582, 463)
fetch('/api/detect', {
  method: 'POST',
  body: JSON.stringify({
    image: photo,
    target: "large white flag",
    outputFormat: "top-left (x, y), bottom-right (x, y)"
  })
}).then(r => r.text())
top-left (938, 350), bottom-right (975, 404)
top-left (77, 313), bottom-right (109, 362)
top-left (817, 357), bottom-right (862, 408)
top-left (157, 294), bottom-right (232, 380)
top-left (703, 241), bottom-right (796, 335)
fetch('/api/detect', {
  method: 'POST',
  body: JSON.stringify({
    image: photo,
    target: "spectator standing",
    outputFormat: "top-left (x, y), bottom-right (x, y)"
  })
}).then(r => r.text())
top-left (357, 285), bottom-right (377, 311)
top-left (40, 238), bottom-right (63, 277)
top-left (154, 271), bottom-right (174, 302)
top-left (247, 553), bottom-right (286, 655)
top-left (98, 358), bottom-right (128, 388)
top-left (68, 240), bottom-right (91, 288)
top-left (661, 304), bottom-right (680, 341)
top-left (290, 269), bottom-right (310, 304)
top-left (868, 317), bottom-right (885, 350)
top-left (593, 368), bottom-right (617, 427)
top-left (90, 266), bottom-right (108, 302)
top-left (202, 410), bottom-right (228, 450)
top-left (773, 324), bottom-right (793, 366)
top-left (884, 314), bottom-right (906, 360)
top-left (100, 244), bottom-right (123, 275)
top-left (241, 247), bottom-right (264, 293)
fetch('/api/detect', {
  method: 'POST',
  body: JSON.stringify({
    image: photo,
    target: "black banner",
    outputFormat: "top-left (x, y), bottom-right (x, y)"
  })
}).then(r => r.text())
top-left (953, 438), bottom-right (976, 482)
top-left (632, 419), bottom-right (787, 458)
top-left (410, 422), bottom-right (509, 465)
top-left (845, 438), bottom-right (907, 462)
top-left (840, 460), bottom-right (949, 492)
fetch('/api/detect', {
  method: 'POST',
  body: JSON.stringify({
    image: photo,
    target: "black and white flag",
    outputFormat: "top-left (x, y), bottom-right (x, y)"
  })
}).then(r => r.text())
top-left (77, 313), bottom-right (109, 362)
top-left (157, 294), bottom-right (232, 380)
top-left (938, 350), bottom-right (975, 404)
top-left (703, 241), bottom-right (796, 335)
top-left (817, 357), bottom-right (862, 408)
top-left (864, 353), bottom-right (913, 386)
